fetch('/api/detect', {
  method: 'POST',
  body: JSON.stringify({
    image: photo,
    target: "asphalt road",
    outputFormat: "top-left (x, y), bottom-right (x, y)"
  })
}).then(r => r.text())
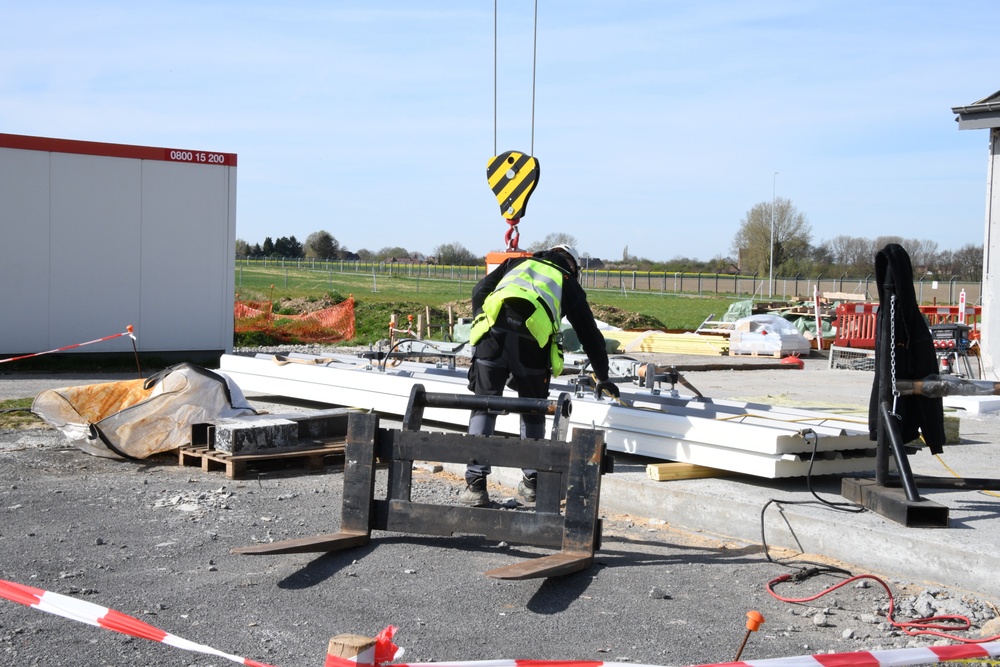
top-left (2, 355), bottom-right (999, 666)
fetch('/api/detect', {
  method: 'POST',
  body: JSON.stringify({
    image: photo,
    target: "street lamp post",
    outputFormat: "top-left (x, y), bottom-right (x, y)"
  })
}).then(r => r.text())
top-left (768, 172), bottom-right (778, 298)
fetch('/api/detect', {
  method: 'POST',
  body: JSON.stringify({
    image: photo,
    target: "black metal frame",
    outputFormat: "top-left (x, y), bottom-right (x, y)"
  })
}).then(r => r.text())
top-left (841, 273), bottom-right (1000, 527)
top-left (233, 385), bottom-right (607, 579)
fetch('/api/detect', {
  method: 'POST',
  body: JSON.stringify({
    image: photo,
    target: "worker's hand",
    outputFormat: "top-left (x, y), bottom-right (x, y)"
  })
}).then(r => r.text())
top-left (595, 379), bottom-right (620, 400)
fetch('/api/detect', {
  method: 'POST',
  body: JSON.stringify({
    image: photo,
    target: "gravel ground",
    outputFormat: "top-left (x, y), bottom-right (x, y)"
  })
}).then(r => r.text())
top-left (2, 349), bottom-right (1000, 666)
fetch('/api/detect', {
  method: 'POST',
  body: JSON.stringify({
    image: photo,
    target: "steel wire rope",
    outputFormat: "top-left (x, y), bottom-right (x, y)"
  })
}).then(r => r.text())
top-left (530, 0), bottom-right (538, 155)
top-left (716, 412), bottom-right (868, 426)
top-left (378, 338), bottom-right (466, 373)
top-left (492, 0), bottom-right (539, 155)
top-left (493, 0), bottom-right (497, 155)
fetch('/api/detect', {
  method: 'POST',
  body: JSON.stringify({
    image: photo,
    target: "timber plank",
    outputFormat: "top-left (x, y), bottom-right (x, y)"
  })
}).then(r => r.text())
top-left (646, 461), bottom-right (727, 481)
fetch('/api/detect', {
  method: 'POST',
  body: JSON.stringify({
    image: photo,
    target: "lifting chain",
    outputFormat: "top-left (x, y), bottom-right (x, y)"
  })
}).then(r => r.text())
top-left (889, 294), bottom-right (899, 417)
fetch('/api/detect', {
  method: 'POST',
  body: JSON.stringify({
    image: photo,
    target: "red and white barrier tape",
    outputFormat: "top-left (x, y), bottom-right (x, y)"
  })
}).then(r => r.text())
top-left (4, 580), bottom-right (1000, 667)
top-left (0, 579), bottom-right (275, 667)
top-left (325, 626), bottom-right (404, 667)
top-left (0, 326), bottom-right (136, 364)
top-left (341, 643), bottom-right (1000, 667)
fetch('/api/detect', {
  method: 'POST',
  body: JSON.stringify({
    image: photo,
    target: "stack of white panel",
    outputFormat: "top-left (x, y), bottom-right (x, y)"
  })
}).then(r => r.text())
top-left (217, 353), bottom-right (875, 479)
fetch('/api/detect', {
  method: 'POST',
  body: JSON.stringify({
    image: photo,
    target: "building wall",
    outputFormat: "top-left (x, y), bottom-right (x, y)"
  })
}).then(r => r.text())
top-left (982, 127), bottom-right (1000, 376)
top-left (0, 134), bottom-right (237, 357)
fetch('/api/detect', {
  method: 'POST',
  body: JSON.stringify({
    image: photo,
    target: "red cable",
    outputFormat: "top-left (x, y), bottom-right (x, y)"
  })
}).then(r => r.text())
top-left (767, 572), bottom-right (1000, 644)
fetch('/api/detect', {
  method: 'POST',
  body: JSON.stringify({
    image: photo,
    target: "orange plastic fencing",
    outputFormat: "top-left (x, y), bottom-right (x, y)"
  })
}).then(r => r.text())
top-left (832, 302), bottom-right (981, 350)
top-left (234, 297), bottom-right (355, 344)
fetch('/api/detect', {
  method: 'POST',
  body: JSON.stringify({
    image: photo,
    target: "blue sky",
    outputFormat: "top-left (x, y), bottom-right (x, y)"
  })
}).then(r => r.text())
top-left (3, 1), bottom-right (998, 262)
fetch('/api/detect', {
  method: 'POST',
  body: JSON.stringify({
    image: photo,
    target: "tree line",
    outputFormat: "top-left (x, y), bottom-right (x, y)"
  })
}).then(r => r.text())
top-left (234, 231), bottom-right (577, 267)
top-left (729, 198), bottom-right (983, 281)
top-left (236, 203), bottom-right (984, 281)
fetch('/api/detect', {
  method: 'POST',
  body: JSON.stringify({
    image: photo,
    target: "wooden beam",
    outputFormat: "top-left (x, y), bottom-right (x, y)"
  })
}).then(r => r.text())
top-left (646, 462), bottom-right (728, 481)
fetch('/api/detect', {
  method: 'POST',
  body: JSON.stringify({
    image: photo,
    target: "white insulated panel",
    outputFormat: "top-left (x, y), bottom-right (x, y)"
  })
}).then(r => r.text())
top-left (217, 353), bottom-right (877, 478)
top-left (0, 148), bottom-right (51, 350)
top-left (48, 153), bottom-right (143, 353)
top-left (139, 160), bottom-right (235, 351)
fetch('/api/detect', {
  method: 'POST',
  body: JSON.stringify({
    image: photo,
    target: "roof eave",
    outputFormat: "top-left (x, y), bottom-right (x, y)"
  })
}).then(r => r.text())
top-left (952, 89), bottom-right (1000, 130)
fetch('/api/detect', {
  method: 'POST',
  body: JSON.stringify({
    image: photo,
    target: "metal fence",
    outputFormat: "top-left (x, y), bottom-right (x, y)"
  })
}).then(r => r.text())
top-left (238, 257), bottom-right (981, 305)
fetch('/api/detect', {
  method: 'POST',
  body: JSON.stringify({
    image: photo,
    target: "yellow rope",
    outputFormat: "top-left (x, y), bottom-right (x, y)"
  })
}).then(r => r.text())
top-left (935, 453), bottom-right (1000, 498)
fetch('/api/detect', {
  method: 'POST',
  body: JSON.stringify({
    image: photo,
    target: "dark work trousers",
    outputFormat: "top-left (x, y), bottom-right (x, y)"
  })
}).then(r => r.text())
top-left (465, 327), bottom-right (551, 484)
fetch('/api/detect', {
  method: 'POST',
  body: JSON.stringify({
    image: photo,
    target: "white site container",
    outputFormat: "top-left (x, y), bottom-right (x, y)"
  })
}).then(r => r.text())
top-left (0, 133), bottom-right (237, 358)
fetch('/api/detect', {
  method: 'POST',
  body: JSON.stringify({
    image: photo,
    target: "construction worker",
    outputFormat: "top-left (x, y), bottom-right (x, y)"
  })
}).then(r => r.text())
top-left (459, 244), bottom-right (619, 507)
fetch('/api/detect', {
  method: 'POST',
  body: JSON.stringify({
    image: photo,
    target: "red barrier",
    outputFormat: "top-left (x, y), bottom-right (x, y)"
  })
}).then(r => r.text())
top-left (832, 303), bottom-right (981, 350)
top-left (921, 305), bottom-right (981, 339)
top-left (832, 303), bottom-right (878, 349)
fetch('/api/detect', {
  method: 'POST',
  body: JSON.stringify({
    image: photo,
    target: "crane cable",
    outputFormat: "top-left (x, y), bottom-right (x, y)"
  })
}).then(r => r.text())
top-left (494, 0), bottom-right (539, 156)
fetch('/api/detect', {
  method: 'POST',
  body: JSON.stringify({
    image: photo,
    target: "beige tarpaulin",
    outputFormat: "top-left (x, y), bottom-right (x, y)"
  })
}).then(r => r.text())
top-left (32, 363), bottom-right (256, 459)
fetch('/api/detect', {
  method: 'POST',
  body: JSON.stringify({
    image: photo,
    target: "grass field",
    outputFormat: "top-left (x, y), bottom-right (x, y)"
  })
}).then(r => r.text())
top-left (0, 398), bottom-right (38, 429)
top-left (235, 264), bottom-right (737, 345)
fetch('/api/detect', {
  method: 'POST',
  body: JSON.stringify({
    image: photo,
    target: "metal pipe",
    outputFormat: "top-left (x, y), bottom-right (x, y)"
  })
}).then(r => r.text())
top-left (879, 402), bottom-right (921, 502)
top-left (769, 172), bottom-right (777, 298)
top-left (895, 375), bottom-right (1000, 398)
top-left (419, 392), bottom-right (570, 417)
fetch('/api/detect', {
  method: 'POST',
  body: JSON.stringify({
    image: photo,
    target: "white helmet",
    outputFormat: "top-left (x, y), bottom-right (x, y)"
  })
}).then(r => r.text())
top-left (550, 244), bottom-right (580, 276)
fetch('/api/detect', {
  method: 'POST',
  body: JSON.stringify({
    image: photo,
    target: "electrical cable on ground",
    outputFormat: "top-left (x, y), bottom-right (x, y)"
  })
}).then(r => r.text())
top-left (767, 571), bottom-right (1000, 644)
top-left (759, 428), bottom-right (865, 570)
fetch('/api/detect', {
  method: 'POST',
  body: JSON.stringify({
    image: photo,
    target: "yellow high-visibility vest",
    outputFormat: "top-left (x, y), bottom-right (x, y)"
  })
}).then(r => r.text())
top-left (469, 259), bottom-right (566, 375)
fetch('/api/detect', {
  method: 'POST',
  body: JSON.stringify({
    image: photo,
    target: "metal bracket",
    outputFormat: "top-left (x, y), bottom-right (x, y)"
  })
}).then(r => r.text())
top-left (844, 387), bottom-right (1000, 528)
top-left (233, 385), bottom-right (606, 579)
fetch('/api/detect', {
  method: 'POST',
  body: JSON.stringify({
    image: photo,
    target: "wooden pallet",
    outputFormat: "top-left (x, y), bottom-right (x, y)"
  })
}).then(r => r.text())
top-left (178, 440), bottom-right (346, 479)
top-left (730, 349), bottom-right (783, 358)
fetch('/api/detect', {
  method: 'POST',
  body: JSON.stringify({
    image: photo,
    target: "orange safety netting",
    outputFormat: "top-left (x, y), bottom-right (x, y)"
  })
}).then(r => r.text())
top-left (234, 297), bottom-right (356, 344)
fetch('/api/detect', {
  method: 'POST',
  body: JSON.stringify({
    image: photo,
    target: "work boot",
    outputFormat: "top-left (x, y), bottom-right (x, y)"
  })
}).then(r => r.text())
top-left (458, 477), bottom-right (490, 507)
top-left (517, 474), bottom-right (536, 503)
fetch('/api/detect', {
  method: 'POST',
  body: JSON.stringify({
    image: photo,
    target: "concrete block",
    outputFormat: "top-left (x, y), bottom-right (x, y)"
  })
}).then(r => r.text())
top-left (211, 417), bottom-right (299, 453)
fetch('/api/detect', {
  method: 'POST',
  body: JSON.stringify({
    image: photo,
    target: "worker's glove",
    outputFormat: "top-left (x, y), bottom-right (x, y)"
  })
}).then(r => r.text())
top-left (595, 379), bottom-right (620, 400)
